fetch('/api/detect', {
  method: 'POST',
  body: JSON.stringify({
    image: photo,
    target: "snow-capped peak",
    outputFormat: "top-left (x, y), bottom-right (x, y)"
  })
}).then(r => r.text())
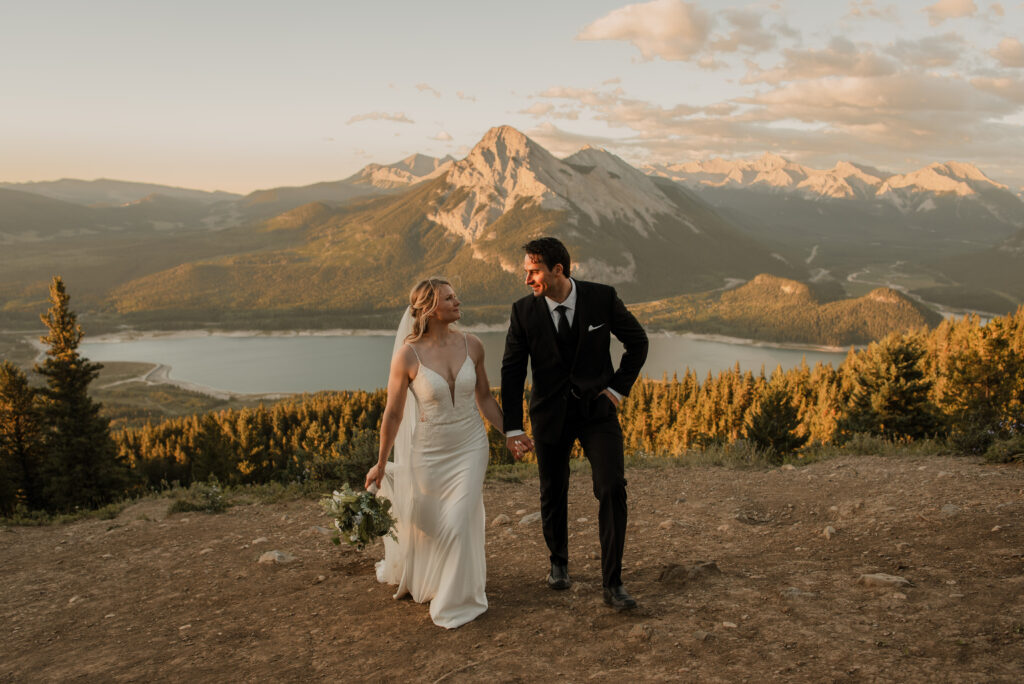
top-left (428, 126), bottom-right (679, 242)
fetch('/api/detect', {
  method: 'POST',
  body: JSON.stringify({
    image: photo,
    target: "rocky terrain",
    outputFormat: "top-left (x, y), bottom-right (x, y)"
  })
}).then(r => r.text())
top-left (3, 454), bottom-right (1023, 682)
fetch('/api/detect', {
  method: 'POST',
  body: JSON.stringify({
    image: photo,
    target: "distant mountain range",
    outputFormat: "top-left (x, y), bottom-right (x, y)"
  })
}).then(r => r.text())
top-left (1, 126), bottom-right (1021, 341)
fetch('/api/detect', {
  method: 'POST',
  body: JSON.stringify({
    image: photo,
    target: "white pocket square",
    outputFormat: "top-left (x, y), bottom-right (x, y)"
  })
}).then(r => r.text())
top-left (587, 323), bottom-right (605, 332)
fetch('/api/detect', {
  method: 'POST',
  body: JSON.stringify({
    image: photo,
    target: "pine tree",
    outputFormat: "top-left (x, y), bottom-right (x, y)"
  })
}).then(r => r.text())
top-left (0, 361), bottom-right (46, 514)
top-left (35, 277), bottom-right (127, 511)
top-left (744, 383), bottom-right (808, 463)
top-left (838, 332), bottom-right (941, 441)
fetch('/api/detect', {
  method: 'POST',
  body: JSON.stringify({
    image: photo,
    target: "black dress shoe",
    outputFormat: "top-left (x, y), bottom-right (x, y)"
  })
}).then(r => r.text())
top-left (547, 563), bottom-right (571, 590)
top-left (603, 584), bottom-right (638, 611)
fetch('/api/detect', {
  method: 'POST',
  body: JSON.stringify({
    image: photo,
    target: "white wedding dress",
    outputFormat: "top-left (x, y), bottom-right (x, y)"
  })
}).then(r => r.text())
top-left (376, 330), bottom-right (488, 629)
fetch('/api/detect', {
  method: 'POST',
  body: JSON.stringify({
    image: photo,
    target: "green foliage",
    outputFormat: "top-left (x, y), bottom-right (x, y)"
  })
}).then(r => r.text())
top-left (983, 436), bottom-right (1024, 464)
top-left (167, 477), bottom-right (229, 514)
top-left (34, 277), bottom-right (128, 512)
top-left (632, 274), bottom-right (942, 346)
top-left (744, 384), bottom-right (809, 463)
top-left (0, 361), bottom-right (46, 514)
top-left (838, 332), bottom-right (942, 442)
top-left (320, 483), bottom-right (397, 550)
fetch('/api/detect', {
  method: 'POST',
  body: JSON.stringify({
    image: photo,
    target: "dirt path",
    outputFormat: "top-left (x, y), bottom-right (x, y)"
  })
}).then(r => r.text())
top-left (3, 455), bottom-right (1023, 682)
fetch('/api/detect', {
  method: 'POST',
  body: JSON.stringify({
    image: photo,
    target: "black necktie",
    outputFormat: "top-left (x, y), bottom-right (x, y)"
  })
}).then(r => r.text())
top-left (555, 304), bottom-right (572, 343)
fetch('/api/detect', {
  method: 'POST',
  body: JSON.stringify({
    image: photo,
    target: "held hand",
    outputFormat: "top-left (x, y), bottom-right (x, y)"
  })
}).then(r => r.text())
top-left (506, 434), bottom-right (534, 460)
top-left (364, 462), bottom-right (385, 491)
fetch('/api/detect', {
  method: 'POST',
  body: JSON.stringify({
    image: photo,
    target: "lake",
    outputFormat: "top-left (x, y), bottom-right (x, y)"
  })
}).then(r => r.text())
top-left (79, 330), bottom-right (849, 395)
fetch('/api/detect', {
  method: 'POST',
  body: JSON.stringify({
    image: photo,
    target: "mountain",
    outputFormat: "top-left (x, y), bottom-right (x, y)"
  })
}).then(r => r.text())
top-left (345, 153), bottom-right (455, 189)
top-left (0, 187), bottom-right (104, 240)
top-left (0, 178), bottom-right (239, 206)
top-left (234, 154), bottom-right (454, 219)
top-left (647, 154), bottom-right (1024, 310)
top-left (106, 126), bottom-right (798, 321)
top-left (632, 273), bottom-right (943, 346)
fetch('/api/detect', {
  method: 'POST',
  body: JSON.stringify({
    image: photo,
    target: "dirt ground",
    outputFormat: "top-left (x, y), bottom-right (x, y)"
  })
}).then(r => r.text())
top-left (3, 454), bottom-right (1023, 683)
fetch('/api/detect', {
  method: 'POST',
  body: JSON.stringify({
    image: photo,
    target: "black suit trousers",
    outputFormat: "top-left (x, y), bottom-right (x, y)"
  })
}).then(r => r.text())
top-left (535, 393), bottom-right (627, 588)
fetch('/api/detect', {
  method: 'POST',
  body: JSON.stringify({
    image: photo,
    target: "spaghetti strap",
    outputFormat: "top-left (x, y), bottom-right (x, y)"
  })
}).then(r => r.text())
top-left (463, 332), bottom-right (469, 354)
top-left (407, 343), bottom-right (421, 363)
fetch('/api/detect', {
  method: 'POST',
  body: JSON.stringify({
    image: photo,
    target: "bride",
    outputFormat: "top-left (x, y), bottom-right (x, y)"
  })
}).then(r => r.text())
top-left (364, 278), bottom-right (504, 629)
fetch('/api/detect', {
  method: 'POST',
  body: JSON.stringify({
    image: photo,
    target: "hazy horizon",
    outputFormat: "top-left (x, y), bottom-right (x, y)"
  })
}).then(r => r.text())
top-left (3, 0), bottom-right (1023, 194)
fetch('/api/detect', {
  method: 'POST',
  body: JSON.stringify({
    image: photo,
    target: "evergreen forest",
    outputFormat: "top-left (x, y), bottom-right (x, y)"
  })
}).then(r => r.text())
top-left (2, 279), bottom-right (1023, 516)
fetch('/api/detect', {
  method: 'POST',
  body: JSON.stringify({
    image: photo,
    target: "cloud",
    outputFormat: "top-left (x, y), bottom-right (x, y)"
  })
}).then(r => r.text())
top-left (744, 38), bottom-right (897, 84)
top-left (886, 33), bottom-right (966, 68)
top-left (525, 70), bottom-right (1024, 186)
top-left (346, 112), bottom-right (414, 125)
top-left (456, 91), bottom-right (476, 102)
top-left (432, 131), bottom-right (453, 141)
top-left (846, 0), bottom-right (900, 20)
top-left (577, 0), bottom-right (711, 62)
top-left (708, 8), bottom-right (779, 53)
top-left (924, 0), bottom-right (978, 25)
top-left (991, 37), bottom-right (1024, 67)
top-left (521, 102), bottom-right (555, 117)
top-left (416, 83), bottom-right (442, 98)
top-left (991, 2), bottom-right (1005, 16)
top-left (972, 76), bottom-right (1024, 102)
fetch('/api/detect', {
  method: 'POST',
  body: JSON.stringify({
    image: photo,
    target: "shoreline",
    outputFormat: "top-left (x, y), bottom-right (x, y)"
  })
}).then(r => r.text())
top-left (22, 326), bottom-right (851, 401)
top-left (72, 325), bottom-right (848, 353)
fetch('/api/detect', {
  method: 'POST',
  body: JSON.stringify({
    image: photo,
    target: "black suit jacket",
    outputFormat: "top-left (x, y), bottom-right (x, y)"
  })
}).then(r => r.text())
top-left (501, 279), bottom-right (649, 442)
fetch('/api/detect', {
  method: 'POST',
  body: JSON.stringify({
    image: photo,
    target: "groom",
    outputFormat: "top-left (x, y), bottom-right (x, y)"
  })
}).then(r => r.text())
top-left (501, 237), bottom-right (648, 611)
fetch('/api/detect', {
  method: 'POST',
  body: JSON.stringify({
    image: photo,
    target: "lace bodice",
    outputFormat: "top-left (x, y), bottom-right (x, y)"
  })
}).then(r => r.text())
top-left (409, 340), bottom-right (477, 425)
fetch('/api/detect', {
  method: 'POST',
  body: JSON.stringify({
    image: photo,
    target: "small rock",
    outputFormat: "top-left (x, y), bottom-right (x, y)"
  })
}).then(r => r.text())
top-left (823, 526), bottom-right (836, 540)
top-left (100, 553), bottom-right (113, 559)
top-left (588, 550), bottom-right (600, 560)
top-left (780, 587), bottom-right (817, 598)
top-left (717, 524), bottom-right (730, 533)
top-left (780, 464), bottom-right (796, 471)
top-left (68, 595), bottom-right (82, 605)
top-left (892, 592), bottom-right (908, 600)
top-left (895, 542), bottom-right (910, 551)
top-left (179, 624), bottom-right (191, 631)
top-left (940, 504), bottom-right (960, 516)
top-left (674, 495), bottom-right (686, 504)
top-left (577, 517), bottom-right (588, 523)
top-left (252, 537), bottom-right (269, 545)
top-left (515, 508), bottom-right (527, 516)
top-left (199, 548), bottom-right (214, 555)
top-left (857, 573), bottom-right (911, 589)
top-left (937, 471), bottom-right (952, 478)
top-left (693, 630), bottom-right (711, 642)
top-left (659, 519), bottom-right (674, 530)
top-left (723, 621), bottom-right (738, 628)
top-left (312, 575), bottom-right (326, 585)
top-left (104, 613), bottom-right (115, 619)
top-left (628, 624), bottom-right (652, 642)
top-left (258, 550), bottom-right (296, 565)
top-left (311, 526), bottom-right (332, 536)
top-left (991, 525), bottom-right (1003, 532)
top-left (519, 512), bottom-right (542, 525)
top-left (950, 593), bottom-right (965, 598)
top-left (491, 514), bottom-right (511, 527)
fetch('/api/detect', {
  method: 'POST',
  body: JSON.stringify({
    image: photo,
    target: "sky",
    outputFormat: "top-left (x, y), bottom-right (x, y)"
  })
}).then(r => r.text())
top-left (2, 0), bottom-right (1023, 194)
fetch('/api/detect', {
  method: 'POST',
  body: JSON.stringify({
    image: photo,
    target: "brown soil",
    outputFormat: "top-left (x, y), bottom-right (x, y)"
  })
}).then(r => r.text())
top-left (3, 455), bottom-right (1023, 682)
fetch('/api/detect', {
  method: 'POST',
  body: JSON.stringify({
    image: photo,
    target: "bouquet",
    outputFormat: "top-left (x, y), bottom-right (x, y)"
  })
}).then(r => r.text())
top-left (320, 483), bottom-right (397, 551)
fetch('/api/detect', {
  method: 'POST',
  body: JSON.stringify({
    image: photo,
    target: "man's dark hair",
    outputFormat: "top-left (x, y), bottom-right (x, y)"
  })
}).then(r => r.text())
top-left (522, 237), bottom-right (571, 276)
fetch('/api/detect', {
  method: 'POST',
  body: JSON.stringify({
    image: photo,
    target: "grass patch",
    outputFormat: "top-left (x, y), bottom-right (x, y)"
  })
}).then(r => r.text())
top-left (0, 499), bottom-right (128, 527)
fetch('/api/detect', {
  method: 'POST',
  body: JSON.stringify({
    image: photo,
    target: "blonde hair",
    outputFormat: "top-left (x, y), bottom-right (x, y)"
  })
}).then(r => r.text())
top-left (406, 277), bottom-right (452, 343)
